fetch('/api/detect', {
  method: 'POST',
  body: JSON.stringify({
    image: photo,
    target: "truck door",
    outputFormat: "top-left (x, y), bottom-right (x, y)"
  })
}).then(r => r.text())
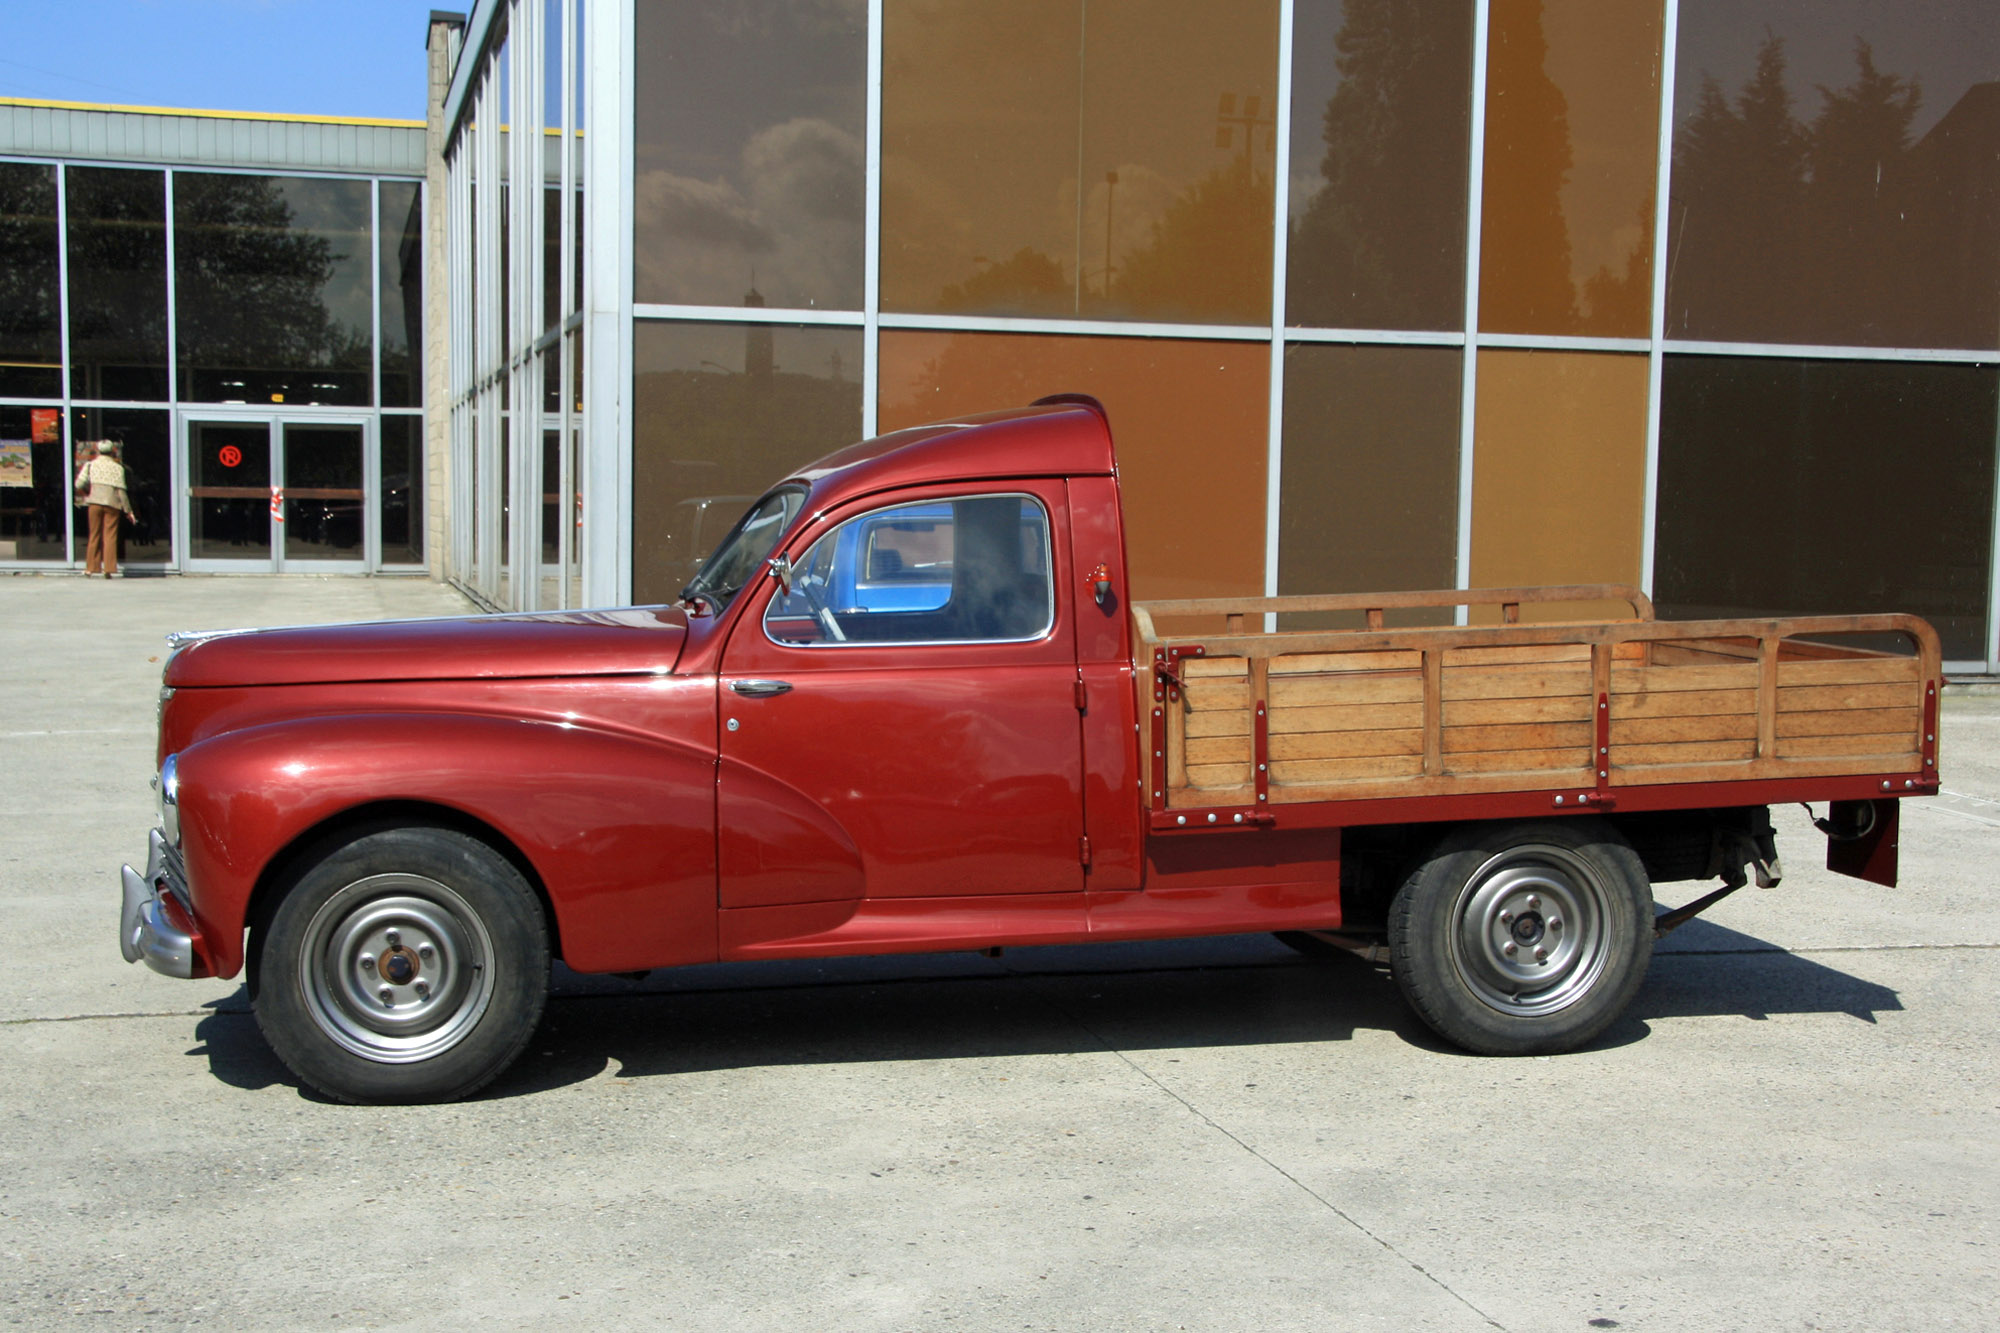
top-left (716, 482), bottom-right (1086, 907)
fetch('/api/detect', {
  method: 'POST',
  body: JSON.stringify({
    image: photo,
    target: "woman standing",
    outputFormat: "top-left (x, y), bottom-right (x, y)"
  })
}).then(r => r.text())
top-left (74, 439), bottom-right (137, 578)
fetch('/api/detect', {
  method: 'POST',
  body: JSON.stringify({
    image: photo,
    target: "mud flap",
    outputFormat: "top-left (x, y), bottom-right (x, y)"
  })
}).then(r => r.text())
top-left (1824, 799), bottom-right (1899, 888)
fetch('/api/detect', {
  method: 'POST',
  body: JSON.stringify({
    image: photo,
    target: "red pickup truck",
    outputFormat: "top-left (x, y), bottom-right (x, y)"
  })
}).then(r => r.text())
top-left (119, 397), bottom-right (1941, 1103)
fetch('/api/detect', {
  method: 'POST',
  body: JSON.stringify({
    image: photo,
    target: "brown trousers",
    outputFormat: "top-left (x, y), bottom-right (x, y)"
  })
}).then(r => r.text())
top-left (85, 503), bottom-right (121, 575)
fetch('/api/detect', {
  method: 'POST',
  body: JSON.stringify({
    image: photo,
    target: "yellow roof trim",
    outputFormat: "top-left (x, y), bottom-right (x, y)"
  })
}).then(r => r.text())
top-left (0, 96), bottom-right (423, 130)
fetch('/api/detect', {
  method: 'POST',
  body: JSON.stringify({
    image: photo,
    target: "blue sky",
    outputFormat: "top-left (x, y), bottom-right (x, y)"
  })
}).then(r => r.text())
top-left (1, 1), bottom-right (450, 122)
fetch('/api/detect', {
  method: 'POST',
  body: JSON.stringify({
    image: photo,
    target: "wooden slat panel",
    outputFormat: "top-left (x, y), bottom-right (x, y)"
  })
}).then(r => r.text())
top-left (1185, 681), bottom-right (1253, 711)
top-left (1270, 754), bottom-right (1426, 784)
top-left (1185, 762), bottom-right (1253, 787)
top-left (1444, 643), bottom-right (1590, 667)
top-left (1776, 733), bottom-right (1922, 758)
top-left (1440, 667), bottom-right (1591, 701)
top-left (1775, 658), bottom-right (1922, 687)
top-left (1185, 735), bottom-right (1253, 766)
top-left (1615, 739), bottom-right (1757, 765)
top-left (1166, 782), bottom-right (1255, 809)
top-left (1186, 709), bottom-right (1254, 738)
top-left (1270, 650), bottom-right (1422, 675)
top-left (1441, 722), bottom-right (1595, 753)
top-left (1610, 713), bottom-right (1759, 745)
top-left (1270, 701), bottom-right (1426, 733)
top-left (1610, 688), bottom-right (1757, 720)
top-left (1612, 663), bottom-right (1760, 692)
top-left (1444, 748), bottom-right (1591, 774)
top-left (1271, 729), bottom-right (1425, 760)
top-left (1270, 673), bottom-right (1425, 708)
top-left (1776, 707), bottom-right (1922, 738)
top-left (1648, 641), bottom-right (1757, 666)
top-left (1442, 695), bottom-right (1594, 726)
top-left (1181, 657), bottom-right (1248, 679)
top-left (1777, 683), bottom-right (1923, 712)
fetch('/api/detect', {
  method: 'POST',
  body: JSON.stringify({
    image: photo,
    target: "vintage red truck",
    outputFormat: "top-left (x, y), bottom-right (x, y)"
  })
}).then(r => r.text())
top-left (119, 397), bottom-right (1942, 1103)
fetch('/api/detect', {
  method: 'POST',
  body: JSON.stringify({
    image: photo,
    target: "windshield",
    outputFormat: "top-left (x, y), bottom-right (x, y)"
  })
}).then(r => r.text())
top-left (679, 486), bottom-right (808, 612)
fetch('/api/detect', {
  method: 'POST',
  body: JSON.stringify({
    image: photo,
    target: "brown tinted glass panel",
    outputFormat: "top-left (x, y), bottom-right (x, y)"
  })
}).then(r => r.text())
top-left (380, 180), bottom-right (423, 408)
top-left (882, 0), bottom-right (1280, 324)
top-left (633, 0), bottom-right (865, 309)
top-left (72, 409), bottom-right (171, 564)
top-left (632, 321), bottom-right (863, 603)
top-left (0, 164), bottom-right (61, 399)
top-left (1656, 357), bottom-right (1996, 661)
top-left (176, 173), bottom-right (375, 406)
top-left (1278, 344), bottom-right (1461, 626)
top-left (0, 404), bottom-right (67, 561)
top-left (1287, 0), bottom-right (1475, 331)
top-left (878, 331), bottom-right (1269, 602)
top-left (66, 168), bottom-right (168, 402)
top-left (1668, 0), bottom-right (2000, 348)
top-left (380, 415), bottom-right (425, 565)
top-left (1480, 0), bottom-right (1662, 337)
top-left (1469, 350), bottom-right (1648, 621)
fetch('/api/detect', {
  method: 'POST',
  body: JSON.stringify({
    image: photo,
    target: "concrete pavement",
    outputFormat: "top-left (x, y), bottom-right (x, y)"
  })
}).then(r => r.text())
top-left (1, 571), bottom-right (1994, 1330)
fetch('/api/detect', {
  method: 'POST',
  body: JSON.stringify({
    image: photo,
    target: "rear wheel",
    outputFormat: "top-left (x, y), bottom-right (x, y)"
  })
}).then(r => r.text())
top-left (1388, 819), bottom-right (1652, 1055)
top-left (254, 827), bottom-right (549, 1104)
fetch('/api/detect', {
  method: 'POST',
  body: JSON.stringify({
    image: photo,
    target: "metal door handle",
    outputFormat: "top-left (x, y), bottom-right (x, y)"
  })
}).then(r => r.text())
top-left (730, 679), bottom-right (793, 697)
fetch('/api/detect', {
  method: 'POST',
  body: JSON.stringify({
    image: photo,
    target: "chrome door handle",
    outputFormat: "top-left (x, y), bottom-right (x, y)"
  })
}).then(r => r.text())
top-left (730, 679), bottom-right (793, 697)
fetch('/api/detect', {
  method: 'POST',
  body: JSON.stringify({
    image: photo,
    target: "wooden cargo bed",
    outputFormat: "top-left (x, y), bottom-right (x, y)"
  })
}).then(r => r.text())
top-left (1134, 586), bottom-right (1941, 814)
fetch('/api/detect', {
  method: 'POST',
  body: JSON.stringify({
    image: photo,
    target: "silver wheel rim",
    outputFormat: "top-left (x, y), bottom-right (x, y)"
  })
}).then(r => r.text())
top-left (298, 873), bottom-right (496, 1064)
top-left (1447, 844), bottom-right (1611, 1019)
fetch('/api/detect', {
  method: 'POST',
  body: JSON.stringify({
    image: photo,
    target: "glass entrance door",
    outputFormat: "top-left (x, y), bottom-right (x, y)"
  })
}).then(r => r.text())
top-left (189, 420), bottom-right (273, 564)
top-left (184, 415), bottom-right (370, 572)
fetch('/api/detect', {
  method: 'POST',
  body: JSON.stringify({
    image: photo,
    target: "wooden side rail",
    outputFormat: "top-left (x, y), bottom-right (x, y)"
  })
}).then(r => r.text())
top-left (1133, 592), bottom-right (1941, 814)
top-left (1134, 583), bottom-right (1656, 637)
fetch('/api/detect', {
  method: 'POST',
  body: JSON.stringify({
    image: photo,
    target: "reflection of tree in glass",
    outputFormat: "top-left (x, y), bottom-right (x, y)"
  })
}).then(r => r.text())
top-left (1288, 0), bottom-right (1472, 329)
top-left (1478, 0), bottom-right (1575, 332)
top-left (1669, 36), bottom-right (1997, 348)
top-left (0, 165), bottom-right (60, 384)
top-left (1113, 154), bottom-right (1273, 323)
top-left (938, 247), bottom-right (1069, 313)
top-left (175, 175), bottom-right (364, 378)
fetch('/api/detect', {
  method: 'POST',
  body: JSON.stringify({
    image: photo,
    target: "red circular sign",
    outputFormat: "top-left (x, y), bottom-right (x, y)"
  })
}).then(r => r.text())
top-left (219, 445), bottom-right (243, 468)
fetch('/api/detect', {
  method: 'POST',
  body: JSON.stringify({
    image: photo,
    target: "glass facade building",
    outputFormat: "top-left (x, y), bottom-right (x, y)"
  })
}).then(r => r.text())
top-left (0, 101), bottom-right (430, 574)
top-left (444, 0), bottom-right (2000, 668)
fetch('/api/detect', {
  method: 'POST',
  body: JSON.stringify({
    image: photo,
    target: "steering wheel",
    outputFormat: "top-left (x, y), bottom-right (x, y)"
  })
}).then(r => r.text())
top-left (795, 573), bottom-right (846, 642)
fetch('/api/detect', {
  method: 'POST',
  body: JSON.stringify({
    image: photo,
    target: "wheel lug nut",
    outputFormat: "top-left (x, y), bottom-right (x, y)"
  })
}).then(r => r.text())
top-left (384, 929), bottom-right (401, 946)
top-left (1500, 911), bottom-right (1514, 925)
top-left (359, 954), bottom-right (376, 973)
top-left (378, 988), bottom-right (394, 1005)
top-left (417, 943), bottom-right (434, 960)
top-left (1534, 947), bottom-right (1548, 962)
top-left (1503, 942), bottom-right (1517, 956)
top-left (1548, 917), bottom-right (1562, 931)
top-left (414, 980), bottom-right (431, 999)
top-left (1526, 895), bottom-right (1541, 909)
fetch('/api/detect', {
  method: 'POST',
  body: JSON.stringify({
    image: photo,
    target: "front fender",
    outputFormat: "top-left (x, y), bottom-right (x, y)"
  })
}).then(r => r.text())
top-left (173, 711), bottom-right (718, 977)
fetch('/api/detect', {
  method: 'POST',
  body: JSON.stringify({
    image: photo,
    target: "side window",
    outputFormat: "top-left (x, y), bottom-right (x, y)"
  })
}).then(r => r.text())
top-left (765, 495), bottom-right (1054, 646)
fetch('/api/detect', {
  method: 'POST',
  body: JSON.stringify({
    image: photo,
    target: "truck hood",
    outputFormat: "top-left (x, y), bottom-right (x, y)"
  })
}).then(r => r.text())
top-left (163, 607), bottom-right (690, 688)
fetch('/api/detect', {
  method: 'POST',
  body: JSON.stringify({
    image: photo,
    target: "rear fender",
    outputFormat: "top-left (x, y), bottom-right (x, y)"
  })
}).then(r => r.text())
top-left (173, 712), bottom-right (719, 978)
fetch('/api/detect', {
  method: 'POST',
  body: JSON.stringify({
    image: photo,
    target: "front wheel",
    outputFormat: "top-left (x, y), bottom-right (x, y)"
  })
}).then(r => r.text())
top-left (253, 827), bottom-right (549, 1104)
top-left (1387, 819), bottom-right (1653, 1055)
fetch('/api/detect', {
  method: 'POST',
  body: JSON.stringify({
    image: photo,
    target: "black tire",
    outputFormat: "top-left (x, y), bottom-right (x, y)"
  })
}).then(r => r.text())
top-left (253, 826), bottom-right (549, 1104)
top-left (1387, 819), bottom-right (1652, 1056)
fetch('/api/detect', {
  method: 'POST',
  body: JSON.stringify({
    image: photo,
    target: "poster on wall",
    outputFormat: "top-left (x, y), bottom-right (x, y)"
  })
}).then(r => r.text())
top-left (29, 409), bottom-right (59, 444)
top-left (0, 440), bottom-right (30, 488)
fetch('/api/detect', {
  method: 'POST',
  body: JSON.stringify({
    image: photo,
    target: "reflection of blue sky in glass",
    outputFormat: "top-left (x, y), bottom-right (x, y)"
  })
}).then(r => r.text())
top-left (1676, 0), bottom-right (2000, 139)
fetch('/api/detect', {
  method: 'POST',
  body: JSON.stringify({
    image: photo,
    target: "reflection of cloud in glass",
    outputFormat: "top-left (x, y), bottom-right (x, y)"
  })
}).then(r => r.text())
top-left (635, 117), bottom-right (864, 308)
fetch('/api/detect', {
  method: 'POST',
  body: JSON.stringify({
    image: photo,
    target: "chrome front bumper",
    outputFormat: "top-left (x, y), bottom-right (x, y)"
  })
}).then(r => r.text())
top-left (119, 829), bottom-right (198, 979)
